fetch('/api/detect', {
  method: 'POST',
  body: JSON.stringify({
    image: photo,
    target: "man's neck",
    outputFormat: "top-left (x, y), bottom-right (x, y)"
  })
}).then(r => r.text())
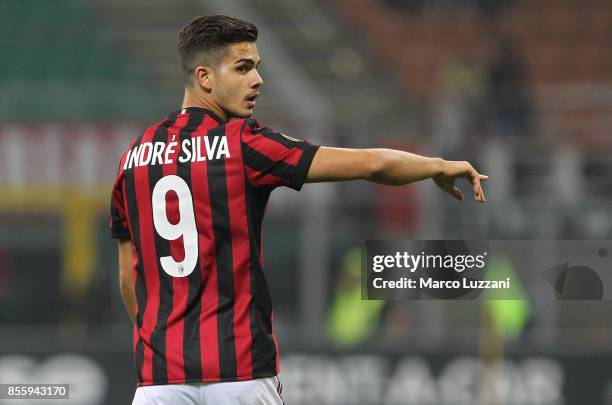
top-left (181, 90), bottom-right (228, 123)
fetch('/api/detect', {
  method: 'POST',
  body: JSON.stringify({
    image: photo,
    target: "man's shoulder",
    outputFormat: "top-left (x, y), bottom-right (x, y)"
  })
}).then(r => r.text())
top-left (138, 113), bottom-right (262, 140)
top-left (225, 117), bottom-right (259, 130)
top-left (217, 118), bottom-right (263, 138)
top-left (118, 116), bottom-right (168, 164)
top-left (134, 116), bottom-right (170, 143)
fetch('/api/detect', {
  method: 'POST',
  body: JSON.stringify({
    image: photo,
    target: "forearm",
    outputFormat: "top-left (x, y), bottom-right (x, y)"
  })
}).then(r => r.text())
top-left (120, 281), bottom-right (137, 324)
top-left (118, 240), bottom-right (137, 324)
top-left (306, 146), bottom-right (487, 201)
top-left (366, 149), bottom-right (445, 186)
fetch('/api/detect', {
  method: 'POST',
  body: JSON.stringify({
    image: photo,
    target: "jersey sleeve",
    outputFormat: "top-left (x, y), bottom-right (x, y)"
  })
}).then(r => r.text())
top-left (240, 118), bottom-right (320, 190)
top-left (109, 157), bottom-right (131, 240)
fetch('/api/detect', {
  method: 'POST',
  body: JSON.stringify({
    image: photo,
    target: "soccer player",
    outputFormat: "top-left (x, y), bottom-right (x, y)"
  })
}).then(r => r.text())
top-left (110, 15), bottom-right (487, 405)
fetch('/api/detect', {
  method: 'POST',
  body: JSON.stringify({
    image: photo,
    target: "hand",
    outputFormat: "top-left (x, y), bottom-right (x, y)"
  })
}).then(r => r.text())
top-left (433, 160), bottom-right (488, 203)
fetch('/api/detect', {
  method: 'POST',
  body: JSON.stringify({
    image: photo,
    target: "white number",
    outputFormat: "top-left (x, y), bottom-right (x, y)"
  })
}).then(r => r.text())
top-left (152, 175), bottom-right (198, 277)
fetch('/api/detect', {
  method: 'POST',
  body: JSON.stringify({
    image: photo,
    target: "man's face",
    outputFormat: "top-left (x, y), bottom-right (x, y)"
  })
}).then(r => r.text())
top-left (210, 42), bottom-right (263, 119)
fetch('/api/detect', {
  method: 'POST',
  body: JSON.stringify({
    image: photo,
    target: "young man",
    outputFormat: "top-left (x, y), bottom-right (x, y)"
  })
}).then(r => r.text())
top-left (110, 15), bottom-right (487, 405)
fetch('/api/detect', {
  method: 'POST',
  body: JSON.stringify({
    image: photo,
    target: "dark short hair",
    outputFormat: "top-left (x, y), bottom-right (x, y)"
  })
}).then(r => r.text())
top-left (177, 15), bottom-right (258, 84)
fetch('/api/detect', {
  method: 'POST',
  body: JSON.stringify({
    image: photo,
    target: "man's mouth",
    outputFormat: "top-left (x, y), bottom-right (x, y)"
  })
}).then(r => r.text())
top-left (245, 92), bottom-right (259, 107)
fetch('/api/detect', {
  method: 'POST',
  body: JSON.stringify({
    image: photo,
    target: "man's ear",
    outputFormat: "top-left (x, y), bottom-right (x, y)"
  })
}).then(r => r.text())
top-left (195, 66), bottom-right (213, 91)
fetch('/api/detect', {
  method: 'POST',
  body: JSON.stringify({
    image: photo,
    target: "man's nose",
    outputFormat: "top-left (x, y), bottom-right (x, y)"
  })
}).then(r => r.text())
top-left (252, 70), bottom-right (263, 88)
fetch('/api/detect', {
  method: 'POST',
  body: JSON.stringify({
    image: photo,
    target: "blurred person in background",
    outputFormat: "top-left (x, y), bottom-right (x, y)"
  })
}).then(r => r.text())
top-left (327, 248), bottom-right (386, 348)
top-left (110, 14), bottom-right (488, 405)
top-left (432, 56), bottom-right (488, 157)
top-left (486, 36), bottom-right (535, 137)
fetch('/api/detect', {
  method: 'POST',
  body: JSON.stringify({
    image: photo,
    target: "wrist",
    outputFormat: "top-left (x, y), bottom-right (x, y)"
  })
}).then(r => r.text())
top-left (431, 157), bottom-right (446, 177)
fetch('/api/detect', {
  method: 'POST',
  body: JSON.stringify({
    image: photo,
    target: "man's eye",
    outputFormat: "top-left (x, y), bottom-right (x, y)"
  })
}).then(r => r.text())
top-left (237, 66), bottom-right (248, 73)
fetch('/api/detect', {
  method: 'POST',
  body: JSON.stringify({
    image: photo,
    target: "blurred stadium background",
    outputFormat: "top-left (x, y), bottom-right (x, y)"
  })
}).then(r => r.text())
top-left (1, 0), bottom-right (611, 403)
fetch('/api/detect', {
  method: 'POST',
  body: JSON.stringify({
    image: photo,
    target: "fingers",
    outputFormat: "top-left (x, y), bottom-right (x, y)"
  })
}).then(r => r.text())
top-left (451, 187), bottom-right (464, 201)
top-left (471, 176), bottom-right (486, 203)
top-left (476, 183), bottom-right (486, 203)
top-left (440, 161), bottom-right (488, 203)
top-left (464, 167), bottom-right (487, 203)
top-left (475, 172), bottom-right (487, 202)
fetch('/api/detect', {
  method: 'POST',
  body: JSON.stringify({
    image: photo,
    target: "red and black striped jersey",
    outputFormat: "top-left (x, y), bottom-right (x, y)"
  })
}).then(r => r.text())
top-left (109, 107), bottom-right (319, 386)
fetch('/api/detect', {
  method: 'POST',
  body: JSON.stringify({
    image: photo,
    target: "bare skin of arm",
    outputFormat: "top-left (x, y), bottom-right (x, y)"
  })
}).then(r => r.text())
top-left (116, 149), bottom-right (484, 323)
top-left (118, 239), bottom-right (137, 324)
top-left (306, 147), bottom-right (488, 202)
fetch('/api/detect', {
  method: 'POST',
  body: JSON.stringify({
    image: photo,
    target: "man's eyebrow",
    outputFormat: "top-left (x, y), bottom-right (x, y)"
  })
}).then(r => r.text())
top-left (235, 58), bottom-right (261, 66)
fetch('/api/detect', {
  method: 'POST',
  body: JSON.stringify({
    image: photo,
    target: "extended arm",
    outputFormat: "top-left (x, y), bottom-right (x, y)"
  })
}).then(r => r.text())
top-left (118, 239), bottom-right (137, 324)
top-left (306, 147), bottom-right (487, 202)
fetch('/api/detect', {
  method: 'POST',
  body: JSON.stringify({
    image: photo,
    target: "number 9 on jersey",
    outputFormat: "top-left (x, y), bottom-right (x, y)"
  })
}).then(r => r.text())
top-left (152, 175), bottom-right (198, 277)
